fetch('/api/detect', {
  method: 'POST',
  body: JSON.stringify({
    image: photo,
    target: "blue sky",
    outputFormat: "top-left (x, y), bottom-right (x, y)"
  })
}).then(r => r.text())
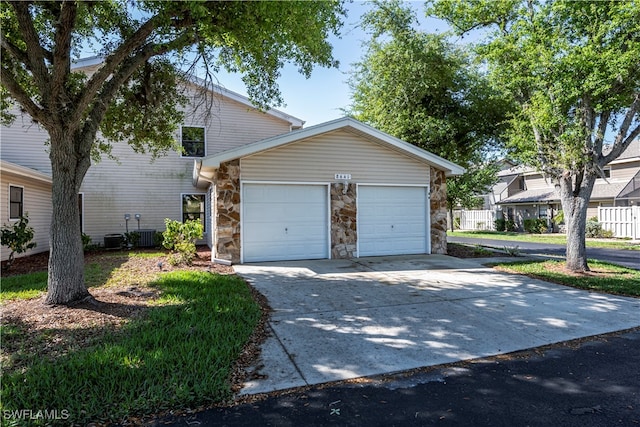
top-left (215, 1), bottom-right (452, 126)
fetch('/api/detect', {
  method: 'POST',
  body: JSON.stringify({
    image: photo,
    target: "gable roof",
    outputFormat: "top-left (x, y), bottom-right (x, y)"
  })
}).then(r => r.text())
top-left (73, 56), bottom-right (304, 129)
top-left (497, 180), bottom-right (633, 204)
top-left (195, 117), bottom-right (465, 185)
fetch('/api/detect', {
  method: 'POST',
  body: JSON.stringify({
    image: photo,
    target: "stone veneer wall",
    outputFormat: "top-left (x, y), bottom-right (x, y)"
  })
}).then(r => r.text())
top-left (330, 183), bottom-right (357, 259)
top-left (214, 159), bottom-right (241, 263)
top-left (430, 167), bottom-right (448, 254)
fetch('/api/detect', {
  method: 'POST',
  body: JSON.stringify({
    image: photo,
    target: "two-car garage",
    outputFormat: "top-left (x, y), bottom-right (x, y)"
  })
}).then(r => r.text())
top-left (241, 183), bottom-right (429, 263)
top-left (196, 117), bottom-right (464, 264)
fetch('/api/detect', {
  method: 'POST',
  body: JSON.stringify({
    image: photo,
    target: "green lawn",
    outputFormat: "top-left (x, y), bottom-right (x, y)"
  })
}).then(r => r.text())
top-left (449, 230), bottom-right (640, 250)
top-left (1, 264), bottom-right (261, 425)
top-left (493, 259), bottom-right (640, 297)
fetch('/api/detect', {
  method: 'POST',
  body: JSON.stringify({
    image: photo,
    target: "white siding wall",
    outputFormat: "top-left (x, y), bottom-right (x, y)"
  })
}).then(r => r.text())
top-left (0, 172), bottom-right (52, 261)
top-left (241, 130), bottom-right (430, 184)
top-left (1, 85), bottom-right (294, 246)
top-left (0, 111), bottom-right (52, 174)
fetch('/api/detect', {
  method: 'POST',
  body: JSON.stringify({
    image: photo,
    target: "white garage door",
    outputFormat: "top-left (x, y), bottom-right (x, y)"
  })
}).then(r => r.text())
top-left (358, 186), bottom-right (429, 256)
top-left (242, 183), bottom-right (328, 262)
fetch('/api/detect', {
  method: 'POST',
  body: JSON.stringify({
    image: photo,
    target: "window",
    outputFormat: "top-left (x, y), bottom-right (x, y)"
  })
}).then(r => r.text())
top-left (181, 126), bottom-right (205, 157)
top-left (9, 185), bottom-right (23, 219)
top-left (600, 167), bottom-right (611, 179)
top-left (182, 194), bottom-right (206, 232)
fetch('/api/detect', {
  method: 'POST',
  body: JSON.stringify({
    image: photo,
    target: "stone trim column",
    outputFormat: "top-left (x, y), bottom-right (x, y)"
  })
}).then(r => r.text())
top-left (331, 182), bottom-right (357, 259)
top-left (214, 159), bottom-right (241, 263)
top-left (430, 167), bottom-right (447, 254)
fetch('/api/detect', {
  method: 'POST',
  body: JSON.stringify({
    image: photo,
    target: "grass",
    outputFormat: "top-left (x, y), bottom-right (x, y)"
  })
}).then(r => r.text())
top-left (2, 271), bottom-right (261, 426)
top-left (0, 271), bottom-right (48, 300)
top-left (493, 259), bottom-right (640, 297)
top-left (0, 250), bottom-right (169, 301)
top-left (449, 230), bottom-right (640, 250)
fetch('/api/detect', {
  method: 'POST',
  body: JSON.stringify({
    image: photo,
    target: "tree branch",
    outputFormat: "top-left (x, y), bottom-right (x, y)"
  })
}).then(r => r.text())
top-left (11, 2), bottom-right (51, 100)
top-left (0, 36), bottom-right (29, 65)
top-left (603, 92), bottom-right (640, 164)
top-left (594, 110), bottom-right (610, 164)
top-left (75, 15), bottom-right (163, 120)
top-left (0, 62), bottom-right (46, 124)
top-left (50, 1), bottom-right (77, 117)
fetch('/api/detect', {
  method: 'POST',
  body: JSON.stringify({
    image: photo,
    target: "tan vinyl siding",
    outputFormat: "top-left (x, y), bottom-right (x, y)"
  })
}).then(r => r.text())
top-left (523, 174), bottom-right (549, 189)
top-left (181, 85), bottom-right (292, 156)
top-left (241, 130), bottom-right (430, 185)
top-left (79, 141), bottom-right (204, 243)
top-left (0, 172), bottom-right (52, 261)
top-left (610, 161), bottom-right (640, 181)
top-left (587, 202), bottom-right (600, 219)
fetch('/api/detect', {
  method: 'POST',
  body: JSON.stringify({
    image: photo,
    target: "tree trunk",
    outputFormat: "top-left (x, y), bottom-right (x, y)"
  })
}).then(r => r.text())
top-left (45, 131), bottom-right (92, 305)
top-left (559, 174), bottom-right (596, 272)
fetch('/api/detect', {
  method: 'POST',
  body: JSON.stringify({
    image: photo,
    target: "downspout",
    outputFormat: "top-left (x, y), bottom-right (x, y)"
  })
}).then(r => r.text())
top-left (192, 159), bottom-right (203, 187)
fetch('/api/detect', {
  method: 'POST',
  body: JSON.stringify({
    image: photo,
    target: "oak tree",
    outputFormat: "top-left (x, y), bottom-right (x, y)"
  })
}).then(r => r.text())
top-left (428, 0), bottom-right (640, 271)
top-left (1, 0), bottom-right (345, 304)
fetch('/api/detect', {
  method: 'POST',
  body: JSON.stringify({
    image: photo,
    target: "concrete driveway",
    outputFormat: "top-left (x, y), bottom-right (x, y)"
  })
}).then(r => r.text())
top-left (235, 255), bottom-right (640, 395)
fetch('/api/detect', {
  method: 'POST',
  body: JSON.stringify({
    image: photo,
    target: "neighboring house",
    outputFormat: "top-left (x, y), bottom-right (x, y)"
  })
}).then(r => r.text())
top-left (1, 60), bottom-right (464, 263)
top-left (496, 139), bottom-right (640, 231)
top-left (0, 161), bottom-right (52, 261)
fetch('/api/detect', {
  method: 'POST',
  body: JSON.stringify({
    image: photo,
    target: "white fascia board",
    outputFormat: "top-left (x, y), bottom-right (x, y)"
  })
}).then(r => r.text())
top-left (0, 160), bottom-right (52, 185)
top-left (201, 117), bottom-right (466, 176)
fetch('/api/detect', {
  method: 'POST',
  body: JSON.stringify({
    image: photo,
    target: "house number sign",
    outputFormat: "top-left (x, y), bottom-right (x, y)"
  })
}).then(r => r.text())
top-left (335, 173), bottom-right (351, 180)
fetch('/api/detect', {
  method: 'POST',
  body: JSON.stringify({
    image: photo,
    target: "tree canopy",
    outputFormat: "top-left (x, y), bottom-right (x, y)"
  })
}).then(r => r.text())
top-left (348, 0), bottom-right (510, 219)
top-left (428, 0), bottom-right (640, 271)
top-left (0, 0), bottom-right (345, 304)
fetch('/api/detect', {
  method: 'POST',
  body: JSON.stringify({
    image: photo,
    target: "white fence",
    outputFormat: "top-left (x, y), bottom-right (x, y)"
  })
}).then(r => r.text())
top-left (459, 210), bottom-right (496, 231)
top-left (598, 206), bottom-right (640, 239)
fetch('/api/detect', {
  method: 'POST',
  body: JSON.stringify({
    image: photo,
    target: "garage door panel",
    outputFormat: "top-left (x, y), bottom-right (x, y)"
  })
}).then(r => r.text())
top-left (359, 186), bottom-right (428, 257)
top-left (243, 184), bottom-right (328, 262)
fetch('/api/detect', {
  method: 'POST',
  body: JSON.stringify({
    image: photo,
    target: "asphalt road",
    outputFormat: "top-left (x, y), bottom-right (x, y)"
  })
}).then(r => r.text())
top-left (447, 235), bottom-right (640, 270)
top-left (154, 328), bottom-right (640, 427)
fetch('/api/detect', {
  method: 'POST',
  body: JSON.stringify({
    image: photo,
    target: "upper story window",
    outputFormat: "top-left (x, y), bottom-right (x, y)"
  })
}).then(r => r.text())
top-left (9, 185), bottom-right (23, 219)
top-left (599, 167), bottom-right (611, 179)
top-left (518, 177), bottom-right (526, 190)
top-left (181, 126), bottom-right (205, 157)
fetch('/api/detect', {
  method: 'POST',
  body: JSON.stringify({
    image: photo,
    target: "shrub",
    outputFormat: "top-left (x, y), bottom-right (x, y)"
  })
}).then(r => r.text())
top-left (495, 218), bottom-right (506, 232)
top-left (123, 231), bottom-right (141, 249)
top-left (81, 232), bottom-right (92, 249)
top-left (524, 218), bottom-right (547, 234)
top-left (586, 217), bottom-right (614, 238)
top-left (586, 218), bottom-right (603, 238)
top-left (162, 219), bottom-right (204, 265)
top-left (1, 215), bottom-right (36, 271)
top-left (153, 231), bottom-right (164, 248)
top-left (505, 219), bottom-right (517, 232)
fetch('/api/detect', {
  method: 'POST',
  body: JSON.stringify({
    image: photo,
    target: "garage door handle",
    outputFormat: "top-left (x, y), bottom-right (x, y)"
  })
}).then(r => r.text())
top-left (285, 227), bottom-right (288, 234)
